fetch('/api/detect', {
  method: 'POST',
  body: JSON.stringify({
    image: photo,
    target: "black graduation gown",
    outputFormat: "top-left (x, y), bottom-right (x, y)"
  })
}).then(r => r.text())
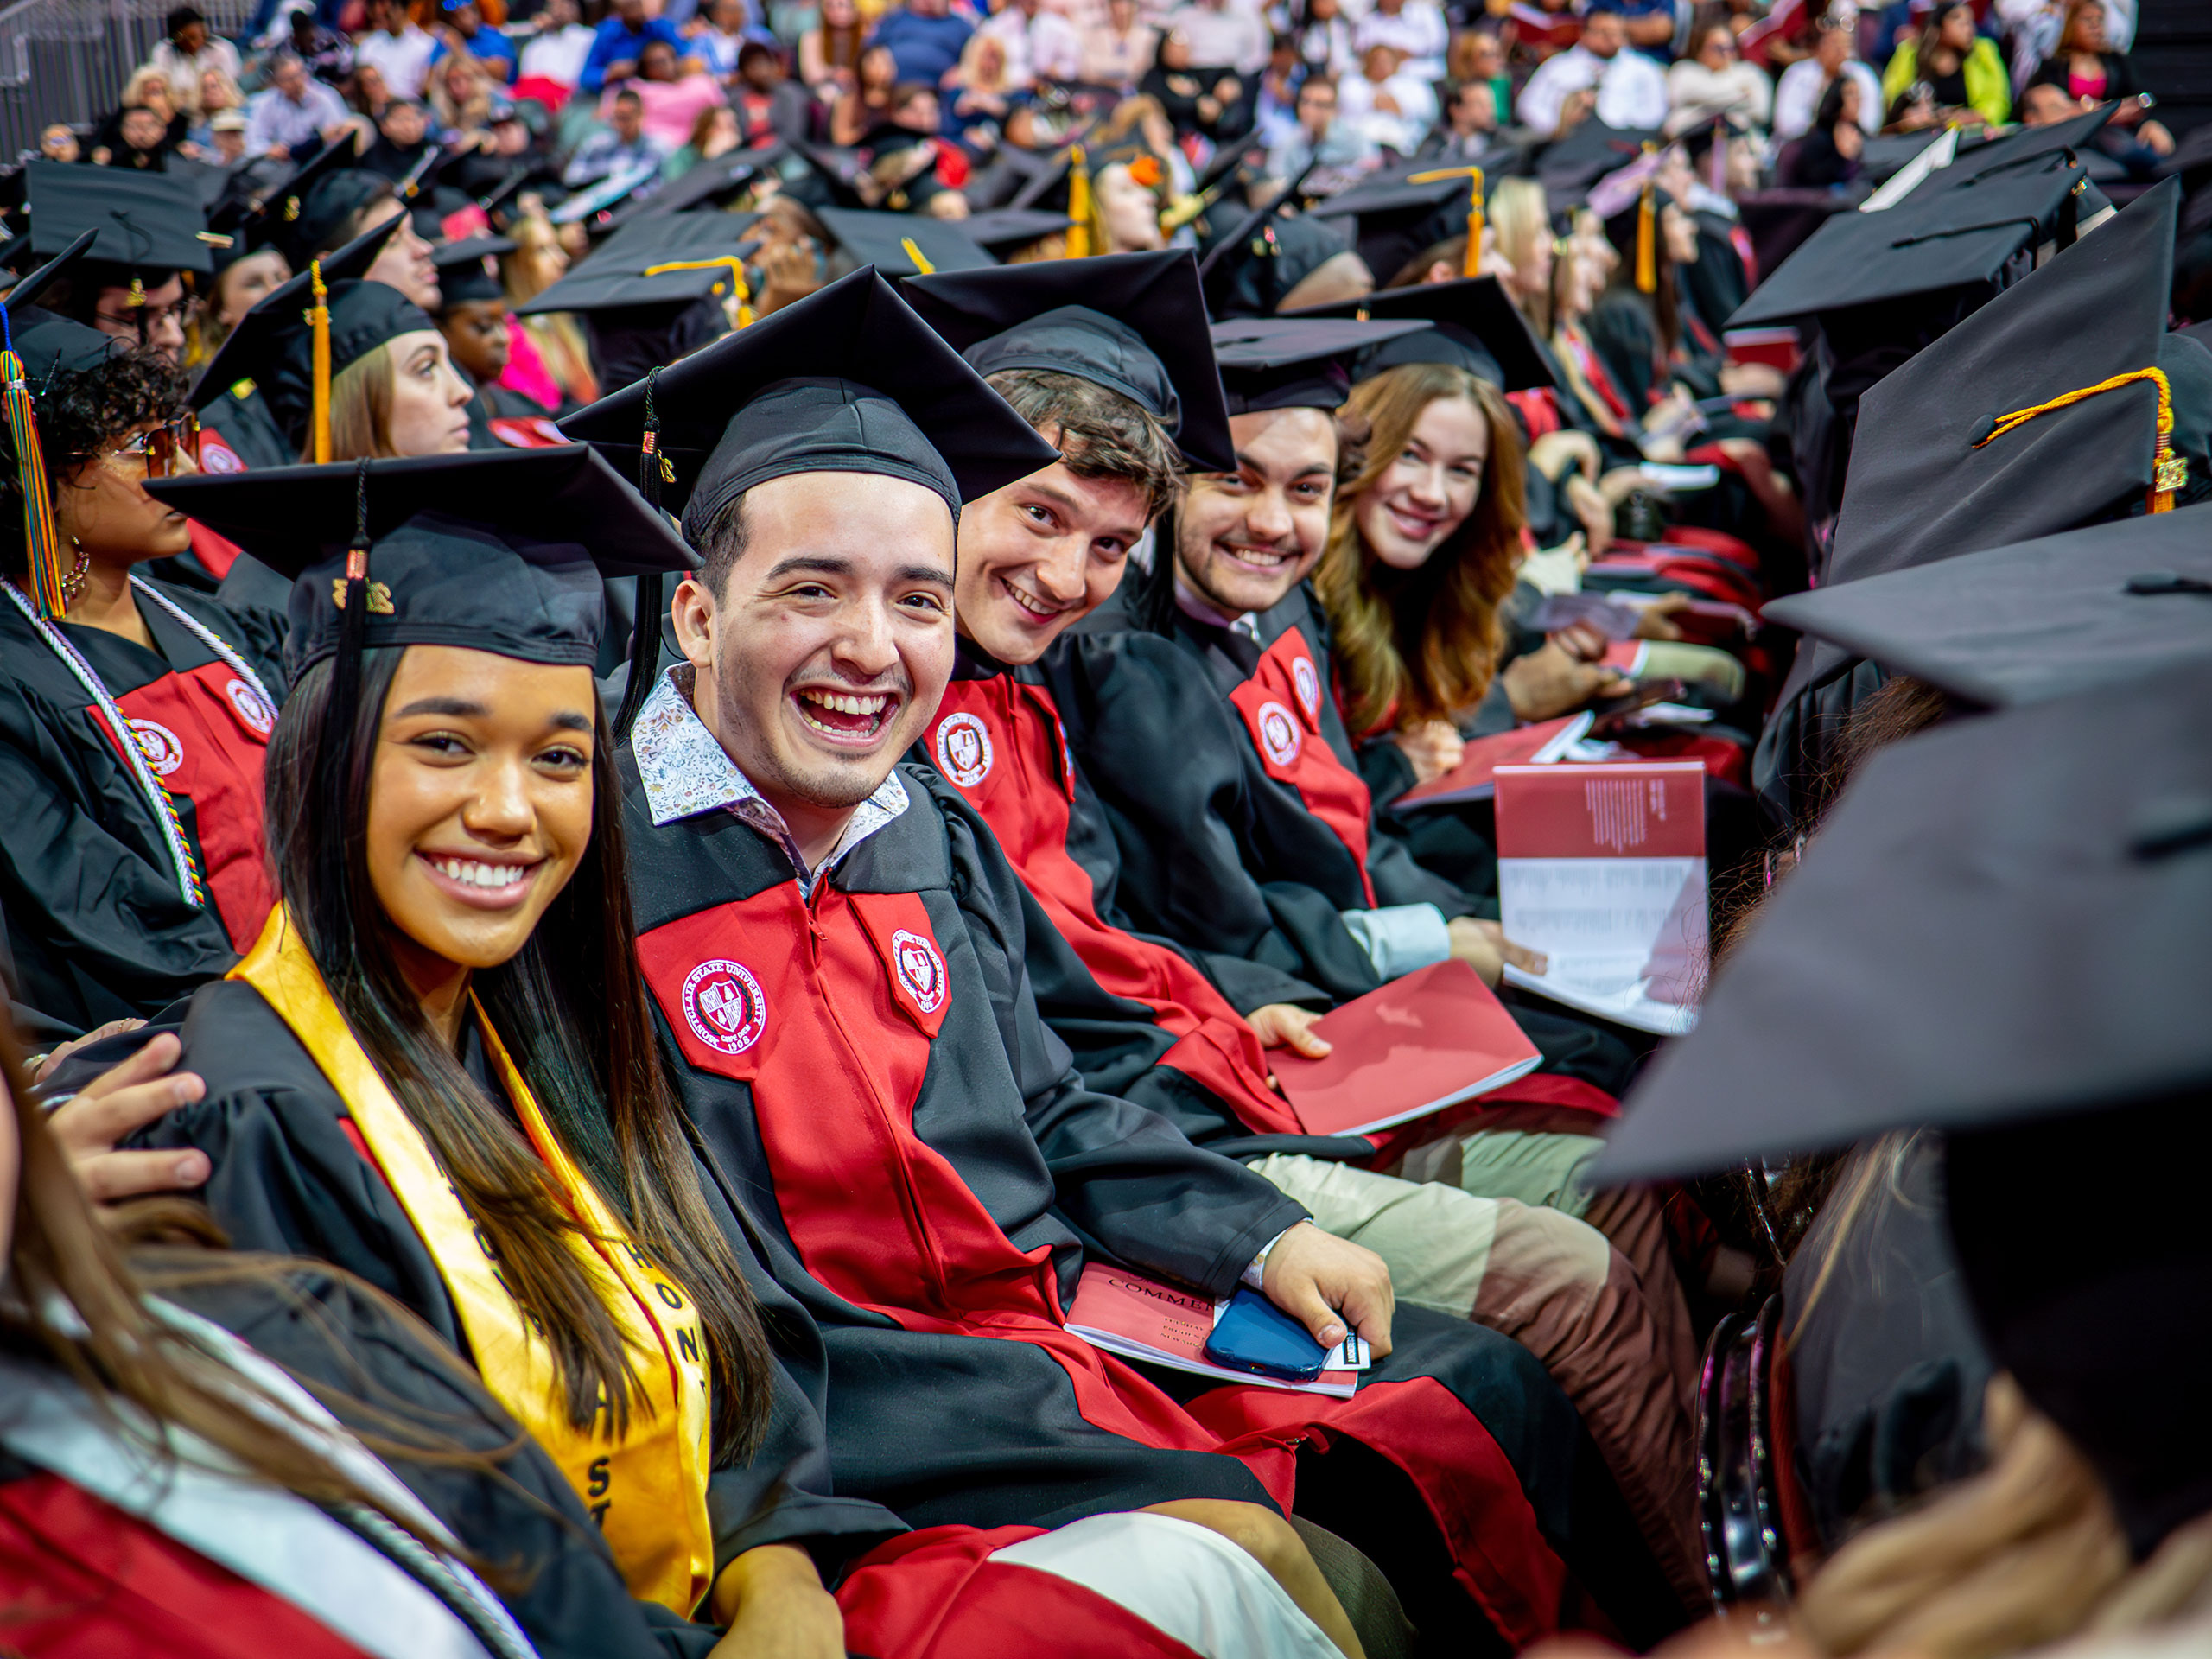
top-left (0, 579), bottom-right (286, 1034)
top-left (127, 979), bottom-right (907, 1588)
top-left (146, 1269), bottom-right (734, 1659)
top-left (620, 740), bottom-right (1675, 1649)
top-left (199, 379), bottom-right (301, 473)
top-left (1065, 583), bottom-right (1634, 1096)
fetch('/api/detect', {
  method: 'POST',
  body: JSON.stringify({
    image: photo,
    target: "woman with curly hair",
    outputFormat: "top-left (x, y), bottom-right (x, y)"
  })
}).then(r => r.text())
top-left (0, 302), bottom-right (286, 1039)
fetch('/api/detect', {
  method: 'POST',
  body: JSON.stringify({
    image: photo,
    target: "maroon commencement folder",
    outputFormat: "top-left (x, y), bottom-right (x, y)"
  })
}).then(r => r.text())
top-left (1269, 960), bottom-right (1544, 1137)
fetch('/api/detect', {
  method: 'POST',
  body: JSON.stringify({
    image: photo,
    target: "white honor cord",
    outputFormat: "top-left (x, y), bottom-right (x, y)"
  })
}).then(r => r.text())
top-left (0, 577), bottom-right (203, 908)
top-left (130, 574), bottom-right (276, 713)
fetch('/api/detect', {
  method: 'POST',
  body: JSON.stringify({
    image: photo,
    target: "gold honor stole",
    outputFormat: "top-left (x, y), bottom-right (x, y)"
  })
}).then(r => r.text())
top-left (230, 907), bottom-right (715, 1613)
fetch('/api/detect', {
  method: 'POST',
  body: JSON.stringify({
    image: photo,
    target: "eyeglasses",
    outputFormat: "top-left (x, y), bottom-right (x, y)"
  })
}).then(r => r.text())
top-left (94, 302), bottom-right (190, 334)
top-left (108, 415), bottom-right (202, 477)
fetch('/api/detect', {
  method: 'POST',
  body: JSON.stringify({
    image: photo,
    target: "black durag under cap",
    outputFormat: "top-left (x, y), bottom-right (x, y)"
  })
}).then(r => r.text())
top-left (1945, 1092), bottom-right (2212, 1559)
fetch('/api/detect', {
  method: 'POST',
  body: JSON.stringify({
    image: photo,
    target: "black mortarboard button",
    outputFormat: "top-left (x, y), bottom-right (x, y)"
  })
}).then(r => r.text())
top-left (1727, 149), bottom-right (2093, 328)
top-left (1208, 316), bottom-right (1430, 416)
top-left (433, 236), bottom-right (513, 308)
top-left (957, 207), bottom-right (1077, 258)
top-left (905, 250), bottom-right (1233, 472)
top-left (1592, 652), bottom-right (2212, 1186)
top-left (143, 445), bottom-right (696, 680)
top-left (811, 207), bottom-right (992, 277)
top-left (1284, 275), bottom-right (1554, 393)
top-left (1828, 179), bottom-right (2190, 592)
top-left (511, 213), bottom-right (760, 317)
top-left (24, 159), bottom-right (216, 280)
top-left (560, 267), bottom-right (1059, 531)
top-left (1760, 500), bottom-right (2212, 709)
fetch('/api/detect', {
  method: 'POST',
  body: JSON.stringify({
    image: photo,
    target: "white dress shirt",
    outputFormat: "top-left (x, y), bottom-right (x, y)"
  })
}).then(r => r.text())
top-left (1770, 57), bottom-right (1882, 140)
top-left (353, 22), bottom-right (437, 99)
top-left (1349, 1), bottom-right (1446, 79)
top-left (1516, 42), bottom-right (1670, 138)
top-left (243, 76), bottom-right (351, 154)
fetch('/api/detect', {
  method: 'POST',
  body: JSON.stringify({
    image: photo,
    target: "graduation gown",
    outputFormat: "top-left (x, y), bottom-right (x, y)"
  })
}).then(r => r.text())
top-left (199, 378), bottom-right (301, 473)
top-left (0, 578), bottom-right (285, 1033)
top-left (128, 979), bottom-right (906, 1592)
top-left (1065, 583), bottom-right (1632, 1099)
top-left (620, 677), bottom-right (1673, 1649)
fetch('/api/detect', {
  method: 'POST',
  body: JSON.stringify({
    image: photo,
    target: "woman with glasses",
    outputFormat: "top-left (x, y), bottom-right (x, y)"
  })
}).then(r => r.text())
top-left (0, 305), bottom-right (286, 1039)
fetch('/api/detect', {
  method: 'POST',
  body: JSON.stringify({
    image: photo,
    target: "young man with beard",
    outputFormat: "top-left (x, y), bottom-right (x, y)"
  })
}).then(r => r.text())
top-left (901, 252), bottom-right (1702, 1603)
top-left (1055, 317), bottom-right (1704, 1469)
top-left (563, 270), bottom-right (1686, 1651)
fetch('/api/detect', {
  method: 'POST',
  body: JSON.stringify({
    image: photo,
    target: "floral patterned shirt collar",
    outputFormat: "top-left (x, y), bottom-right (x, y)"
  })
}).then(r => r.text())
top-left (632, 666), bottom-right (908, 895)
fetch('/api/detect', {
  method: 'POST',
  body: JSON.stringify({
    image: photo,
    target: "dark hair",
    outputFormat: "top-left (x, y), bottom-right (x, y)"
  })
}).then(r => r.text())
top-left (888, 80), bottom-right (938, 112)
top-left (694, 490), bottom-right (752, 600)
top-left (987, 367), bottom-right (1185, 519)
top-left (263, 649), bottom-right (775, 1461)
top-left (1815, 74), bottom-right (1853, 131)
top-left (1301, 72), bottom-right (1338, 94)
top-left (612, 86), bottom-right (644, 106)
top-left (0, 346), bottom-right (188, 575)
top-left (737, 40), bottom-right (780, 68)
top-left (166, 4), bottom-right (205, 34)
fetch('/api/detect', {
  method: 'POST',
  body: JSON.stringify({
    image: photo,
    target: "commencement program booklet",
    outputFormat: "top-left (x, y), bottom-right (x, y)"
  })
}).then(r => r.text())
top-left (1396, 712), bottom-right (1594, 809)
top-left (1268, 960), bottom-right (1542, 1137)
top-left (1494, 760), bottom-right (1707, 1037)
top-left (1066, 1264), bottom-right (1366, 1397)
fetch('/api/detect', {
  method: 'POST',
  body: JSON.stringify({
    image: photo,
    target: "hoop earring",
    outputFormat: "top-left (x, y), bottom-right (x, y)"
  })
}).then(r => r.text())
top-left (60, 536), bottom-right (90, 607)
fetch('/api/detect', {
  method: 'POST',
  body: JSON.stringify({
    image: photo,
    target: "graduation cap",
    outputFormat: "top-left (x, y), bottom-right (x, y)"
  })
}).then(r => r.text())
top-left (1537, 122), bottom-right (1661, 215)
top-left (558, 269), bottom-right (1060, 732)
top-left (1283, 276), bottom-right (1554, 393)
top-left (957, 207), bottom-right (1076, 258)
top-left (192, 213), bottom-right (415, 442)
top-left (143, 446), bottom-right (696, 678)
top-left (22, 159), bottom-right (216, 283)
top-left (813, 207), bottom-right (992, 277)
top-left (1594, 652), bottom-right (2212, 1186)
top-left (1208, 315), bottom-right (1431, 415)
top-left (1202, 194), bottom-right (1359, 318)
top-left (1308, 164), bottom-right (1478, 289)
top-left (3, 232), bottom-right (127, 619)
top-left (1728, 146), bottom-right (2094, 328)
top-left (1950, 102), bottom-right (2117, 187)
top-left (604, 143), bottom-right (784, 229)
top-left (904, 250), bottom-right (1234, 471)
top-left (512, 213), bottom-right (759, 318)
top-left (1760, 500), bottom-right (2212, 710)
top-left (433, 235), bottom-right (514, 308)
top-left (1829, 180), bottom-right (2194, 592)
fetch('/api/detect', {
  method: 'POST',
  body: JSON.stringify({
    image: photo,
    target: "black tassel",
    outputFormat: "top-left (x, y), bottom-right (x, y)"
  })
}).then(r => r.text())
top-left (324, 458), bottom-right (372, 836)
top-left (613, 368), bottom-right (667, 742)
top-left (2056, 176), bottom-right (2082, 251)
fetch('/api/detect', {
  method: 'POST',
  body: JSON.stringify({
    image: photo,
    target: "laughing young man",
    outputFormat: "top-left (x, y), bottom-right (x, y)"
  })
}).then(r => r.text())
top-left (903, 253), bottom-right (1703, 1604)
top-left (563, 270), bottom-right (1687, 1649)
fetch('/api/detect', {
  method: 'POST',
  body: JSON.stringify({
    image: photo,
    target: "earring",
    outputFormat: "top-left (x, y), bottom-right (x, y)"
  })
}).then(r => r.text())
top-left (60, 536), bottom-right (89, 607)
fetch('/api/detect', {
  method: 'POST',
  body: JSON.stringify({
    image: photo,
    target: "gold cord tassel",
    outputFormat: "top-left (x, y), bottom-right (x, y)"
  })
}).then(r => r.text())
top-left (1408, 165), bottom-right (1486, 278)
top-left (1636, 182), bottom-right (1656, 296)
top-left (899, 237), bottom-right (935, 276)
top-left (1970, 366), bottom-right (2183, 512)
top-left (307, 258), bottom-right (331, 465)
top-left (1065, 146), bottom-right (1092, 260)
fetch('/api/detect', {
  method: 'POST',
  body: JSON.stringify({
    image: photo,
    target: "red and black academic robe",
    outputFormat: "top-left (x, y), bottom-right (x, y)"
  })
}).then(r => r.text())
top-left (621, 751), bottom-right (1681, 1649)
top-left (0, 579), bottom-right (286, 1035)
top-left (1064, 585), bottom-right (1633, 1100)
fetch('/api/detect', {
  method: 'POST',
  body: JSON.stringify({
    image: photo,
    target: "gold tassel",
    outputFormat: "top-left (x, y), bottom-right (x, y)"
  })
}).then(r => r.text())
top-left (1408, 165), bottom-right (1485, 278)
top-left (1065, 146), bottom-right (1092, 260)
top-left (899, 236), bottom-right (935, 276)
top-left (1970, 365), bottom-right (2183, 512)
top-left (2, 340), bottom-right (66, 618)
top-left (1636, 182), bottom-right (1656, 296)
top-left (307, 258), bottom-right (331, 465)
top-left (645, 256), bottom-right (758, 325)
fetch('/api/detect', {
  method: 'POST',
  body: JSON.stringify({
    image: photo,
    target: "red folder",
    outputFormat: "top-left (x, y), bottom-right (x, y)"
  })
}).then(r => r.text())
top-left (1395, 712), bottom-right (1593, 810)
top-left (1268, 960), bottom-right (1544, 1138)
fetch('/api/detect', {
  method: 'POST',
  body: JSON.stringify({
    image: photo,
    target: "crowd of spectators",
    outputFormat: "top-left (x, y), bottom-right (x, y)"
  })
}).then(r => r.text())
top-left (36, 0), bottom-right (2175, 218)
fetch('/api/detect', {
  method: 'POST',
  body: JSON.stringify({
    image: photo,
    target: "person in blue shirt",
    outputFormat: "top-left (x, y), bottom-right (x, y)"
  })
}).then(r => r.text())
top-left (429, 0), bottom-right (518, 82)
top-left (1604, 0), bottom-right (1679, 59)
top-left (868, 0), bottom-right (974, 87)
top-left (579, 0), bottom-right (697, 93)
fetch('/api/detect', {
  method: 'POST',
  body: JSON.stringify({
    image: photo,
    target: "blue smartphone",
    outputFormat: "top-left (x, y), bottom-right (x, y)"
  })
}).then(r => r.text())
top-left (1202, 1289), bottom-right (1330, 1382)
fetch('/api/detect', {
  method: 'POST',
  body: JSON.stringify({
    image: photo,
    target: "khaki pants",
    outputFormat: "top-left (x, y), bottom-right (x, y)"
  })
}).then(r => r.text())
top-left (1246, 1153), bottom-right (1704, 1608)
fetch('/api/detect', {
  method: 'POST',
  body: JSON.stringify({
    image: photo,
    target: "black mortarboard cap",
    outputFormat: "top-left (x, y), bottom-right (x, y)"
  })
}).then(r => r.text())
top-left (1827, 179), bottom-right (2188, 592)
top-left (263, 134), bottom-right (363, 242)
top-left (193, 214), bottom-right (407, 416)
top-left (512, 213), bottom-right (758, 316)
top-left (434, 235), bottom-right (513, 308)
top-left (813, 207), bottom-right (992, 276)
top-left (1308, 164), bottom-right (1474, 287)
top-left (1950, 102), bottom-right (2117, 186)
top-left (957, 207), bottom-right (1076, 257)
top-left (1284, 276), bottom-right (1554, 393)
top-left (1205, 207), bottom-right (1356, 319)
top-left (1538, 122), bottom-right (1661, 215)
top-left (24, 160), bottom-right (215, 277)
top-left (560, 267), bottom-right (1058, 533)
top-left (605, 144), bottom-right (784, 229)
top-left (143, 446), bottom-right (696, 678)
top-left (1, 231), bottom-right (99, 325)
top-left (280, 165), bottom-right (401, 270)
top-left (904, 251), bottom-right (1234, 472)
top-left (1760, 500), bottom-right (2212, 709)
top-left (1593, 652), bottom-right (2212, 1185)
top-left (1727, 148), bottom-right (2092, 327)
top-left (1208, 316), bottom-right (1430, 415)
